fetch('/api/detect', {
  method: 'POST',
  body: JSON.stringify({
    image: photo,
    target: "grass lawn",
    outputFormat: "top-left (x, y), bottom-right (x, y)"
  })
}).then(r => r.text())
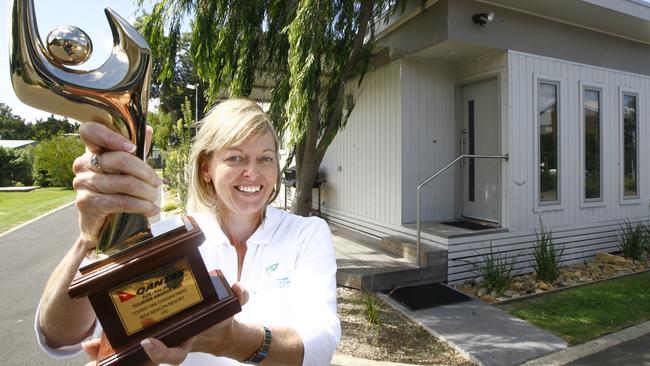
top-left (0, 187), bottom-right (76, 233)
top-left (501, 271), bottom-right (650, 345)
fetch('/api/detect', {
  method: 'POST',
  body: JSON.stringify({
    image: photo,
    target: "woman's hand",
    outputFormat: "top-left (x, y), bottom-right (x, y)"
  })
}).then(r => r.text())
top-left (72, 122), bottom-right (162, 249)
top-left (140, 283), bottom-right (250, 365)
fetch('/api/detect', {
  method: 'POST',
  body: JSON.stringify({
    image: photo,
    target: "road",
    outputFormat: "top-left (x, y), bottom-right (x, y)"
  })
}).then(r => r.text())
top-left (0, 204), bottom-right (87, 365)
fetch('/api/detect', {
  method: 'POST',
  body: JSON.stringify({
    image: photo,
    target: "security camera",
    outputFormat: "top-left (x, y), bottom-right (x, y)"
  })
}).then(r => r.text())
top-left (472, 12), bottom-right (495, 27)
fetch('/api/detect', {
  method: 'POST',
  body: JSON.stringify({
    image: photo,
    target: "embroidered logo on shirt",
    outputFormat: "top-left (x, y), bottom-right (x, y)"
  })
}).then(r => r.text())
top-left (265, 263), bottom-right (279, 276)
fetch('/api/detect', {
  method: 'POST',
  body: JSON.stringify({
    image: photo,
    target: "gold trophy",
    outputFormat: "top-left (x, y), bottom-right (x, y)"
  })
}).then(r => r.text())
top-left (9, 1), bottom-right (240, 365)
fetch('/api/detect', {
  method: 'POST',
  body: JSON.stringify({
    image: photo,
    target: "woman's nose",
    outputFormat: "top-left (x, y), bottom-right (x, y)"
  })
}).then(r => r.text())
top-left (242, 160), bottom-right (261, 177)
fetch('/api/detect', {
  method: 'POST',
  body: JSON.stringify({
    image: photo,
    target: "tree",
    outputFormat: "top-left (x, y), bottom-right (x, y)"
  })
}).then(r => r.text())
top-left (0, 147), bottom-right (33, 186)
top-left (28, 115), bottom-right (78, 141)
top-left (137, 0), bottom-right (404, 216)
top-left (32, 136), bottom-right (85, 187)
top-left (0, 103), bottom-right (29, 140)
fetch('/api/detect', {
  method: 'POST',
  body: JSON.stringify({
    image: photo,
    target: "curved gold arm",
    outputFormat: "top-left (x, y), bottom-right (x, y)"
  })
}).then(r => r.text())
top-left (9, 0), bottom-right (153, 253)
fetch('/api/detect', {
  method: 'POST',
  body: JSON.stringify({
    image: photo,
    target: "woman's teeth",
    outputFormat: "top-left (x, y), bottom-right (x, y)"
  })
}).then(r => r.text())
top-left (236, 185), bottom-right (261, 193)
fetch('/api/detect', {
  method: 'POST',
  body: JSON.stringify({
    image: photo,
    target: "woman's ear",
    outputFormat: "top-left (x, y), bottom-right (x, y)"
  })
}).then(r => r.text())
top-left (200, 155), bottom-right (211, 183)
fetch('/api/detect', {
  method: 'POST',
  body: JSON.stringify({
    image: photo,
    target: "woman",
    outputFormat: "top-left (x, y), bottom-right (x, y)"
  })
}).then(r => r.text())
top-left (35, 99), bottom-right (341, 365)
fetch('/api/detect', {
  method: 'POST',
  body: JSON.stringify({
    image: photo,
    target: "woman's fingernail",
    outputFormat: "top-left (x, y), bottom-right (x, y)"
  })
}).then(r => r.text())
top-left (140, 338), bottom-right (153, 352)
top-left (122, 142), bottom-right (136, 153)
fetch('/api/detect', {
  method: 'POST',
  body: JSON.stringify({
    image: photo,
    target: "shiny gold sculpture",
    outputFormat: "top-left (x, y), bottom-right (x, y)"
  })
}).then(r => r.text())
top-left (9, 0), bottom-right (153, 253)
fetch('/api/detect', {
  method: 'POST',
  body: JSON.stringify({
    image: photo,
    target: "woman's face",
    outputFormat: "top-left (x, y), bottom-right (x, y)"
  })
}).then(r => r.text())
top-left (203, 131), bottom-right (278, 218)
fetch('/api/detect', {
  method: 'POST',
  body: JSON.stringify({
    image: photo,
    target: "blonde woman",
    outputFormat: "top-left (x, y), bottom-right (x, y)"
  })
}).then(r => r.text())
top-left (36, 99), bottom-right (340, 365)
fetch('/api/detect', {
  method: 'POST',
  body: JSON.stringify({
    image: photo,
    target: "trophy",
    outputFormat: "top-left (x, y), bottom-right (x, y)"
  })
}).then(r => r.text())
top-left (9, 1), bottom-right (241, 365)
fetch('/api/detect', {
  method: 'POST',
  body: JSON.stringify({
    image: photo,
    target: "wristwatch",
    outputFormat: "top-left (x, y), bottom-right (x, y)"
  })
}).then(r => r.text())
top-left (245, 325), bottom-right (272, 364)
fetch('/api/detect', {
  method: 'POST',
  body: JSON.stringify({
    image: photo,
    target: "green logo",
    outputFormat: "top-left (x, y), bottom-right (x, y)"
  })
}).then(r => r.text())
top-left (265, 263), bottom-right (279, 276)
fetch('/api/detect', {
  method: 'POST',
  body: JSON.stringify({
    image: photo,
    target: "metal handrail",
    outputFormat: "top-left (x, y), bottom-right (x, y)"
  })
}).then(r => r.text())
top-left (416, 154), bottom-right (509, 267)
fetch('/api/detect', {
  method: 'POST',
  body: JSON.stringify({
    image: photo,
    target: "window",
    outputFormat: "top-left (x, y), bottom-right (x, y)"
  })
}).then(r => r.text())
top-left (538, 82), bottom-right (559, 203)
top-left (622, 93), bottom-right (638, 199)
top-left (584, 88), bottom-right (602, 201)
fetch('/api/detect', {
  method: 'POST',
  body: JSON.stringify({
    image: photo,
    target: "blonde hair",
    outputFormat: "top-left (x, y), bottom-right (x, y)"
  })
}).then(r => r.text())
top-left (186, 98), bottom-right (281, 214)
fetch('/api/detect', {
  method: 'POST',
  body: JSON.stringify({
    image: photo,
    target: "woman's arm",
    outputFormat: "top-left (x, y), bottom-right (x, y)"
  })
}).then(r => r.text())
top-left (37, 122), bottom-right (160, 350)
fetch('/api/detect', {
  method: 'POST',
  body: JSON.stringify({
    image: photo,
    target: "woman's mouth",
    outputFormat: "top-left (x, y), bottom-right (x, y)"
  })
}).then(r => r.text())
top-left (235, 185), bottom-right (262, 193)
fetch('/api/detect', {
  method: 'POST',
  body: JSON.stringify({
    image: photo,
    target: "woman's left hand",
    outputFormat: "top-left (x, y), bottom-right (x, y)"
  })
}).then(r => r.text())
top-left (140, 282), bottom-right (249, 365)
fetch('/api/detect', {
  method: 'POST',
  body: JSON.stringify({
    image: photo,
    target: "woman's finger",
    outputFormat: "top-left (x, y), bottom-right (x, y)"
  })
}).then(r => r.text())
top-left (75, 190), bottom-right (160, 218)
top-left (95, 151), bottom-right (162, 187)
top-left (145, 125), bottom-right (153, 157)
top-left (74, 171), bottom-right (159, 203)
top-left (232, 282), bottom-right (249, 306)
top-left (81, 338), bottom-right (101, 362)
top-left (79, 122), bottom-right (137, 154)
top-left (141, 337), bottom-right (192, 366)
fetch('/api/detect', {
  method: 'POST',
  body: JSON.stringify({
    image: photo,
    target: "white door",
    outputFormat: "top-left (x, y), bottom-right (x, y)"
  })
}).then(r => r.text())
top-left (461, 78), bottom-right (501, 224)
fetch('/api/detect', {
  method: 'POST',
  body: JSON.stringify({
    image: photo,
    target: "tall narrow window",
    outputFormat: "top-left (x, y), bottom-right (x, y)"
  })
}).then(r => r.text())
top-left (623, 93), bottom-right (638, 198)
top-left (538, 82), bottom-right (559, 203)
top-left (584, 89), bottom-right (601, 201)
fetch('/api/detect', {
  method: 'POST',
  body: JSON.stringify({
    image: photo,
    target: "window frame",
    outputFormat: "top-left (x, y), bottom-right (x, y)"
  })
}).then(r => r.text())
top-left (619, 88), bottom-right (641, 204)
top-left (579, 82), bottom-right (605, 207)
top-left (533, 75), bottom-right (563, 211)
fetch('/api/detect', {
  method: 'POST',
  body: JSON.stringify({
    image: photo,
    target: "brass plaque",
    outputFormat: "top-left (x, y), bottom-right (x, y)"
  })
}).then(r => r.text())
top-left (109, 258), bottom-right (203, 335)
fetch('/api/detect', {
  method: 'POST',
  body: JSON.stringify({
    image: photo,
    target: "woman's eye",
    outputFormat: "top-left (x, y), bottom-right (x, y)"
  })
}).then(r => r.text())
top-left (260, 156), bottom-right (275, 163)
top-left (225, 156), bottom-right (243, 162)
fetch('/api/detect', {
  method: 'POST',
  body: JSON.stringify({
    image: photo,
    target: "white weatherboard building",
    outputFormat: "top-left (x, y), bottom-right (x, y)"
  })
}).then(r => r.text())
top-left (319, 0), bottom-right (650, 283)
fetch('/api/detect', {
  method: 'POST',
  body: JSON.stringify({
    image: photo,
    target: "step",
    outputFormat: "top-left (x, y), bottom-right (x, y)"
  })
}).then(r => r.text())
top-left (380, 236), bottom-right (447, 267)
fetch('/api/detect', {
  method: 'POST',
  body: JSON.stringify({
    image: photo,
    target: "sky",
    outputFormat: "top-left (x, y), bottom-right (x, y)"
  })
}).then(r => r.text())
top-left (1, 0), bottom-right (153, 123)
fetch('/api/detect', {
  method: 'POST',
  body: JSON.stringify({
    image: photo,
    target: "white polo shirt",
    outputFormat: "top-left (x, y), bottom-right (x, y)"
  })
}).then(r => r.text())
top-left (36, 206), bottom-right (341, 366)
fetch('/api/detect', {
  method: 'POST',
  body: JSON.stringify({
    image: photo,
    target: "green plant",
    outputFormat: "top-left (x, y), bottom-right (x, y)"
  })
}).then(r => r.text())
top-left (618, 219), bottom-right (646, 261)
top-left (472, 244), bottom-right (516, 296)
top-left (0, 146), bottom-right (33, 186)
top-left (32, 136), bottom-right (84, 187)
top-left (163, 99), bottom-right (193, 214)
top-left (532, 223), bottom-right (564, 283)
top-left (161, 201), bottom-right (179, 212)
top-left (362, 291), bottom-right (381, 326)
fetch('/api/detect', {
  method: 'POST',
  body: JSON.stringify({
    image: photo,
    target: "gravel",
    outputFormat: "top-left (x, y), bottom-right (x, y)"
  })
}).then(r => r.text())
top-left (336, 287), bottom-right (475, 365)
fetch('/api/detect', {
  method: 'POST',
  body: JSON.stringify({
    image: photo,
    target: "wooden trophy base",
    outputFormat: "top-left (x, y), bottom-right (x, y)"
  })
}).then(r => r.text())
top-left (69, 216), bottom-right (241, 366)
top-left (96, 272), bottom-right (241, 366)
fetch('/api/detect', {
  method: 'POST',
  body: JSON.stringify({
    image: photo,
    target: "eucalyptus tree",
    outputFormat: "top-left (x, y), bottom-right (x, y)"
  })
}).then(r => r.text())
top-left (137, 0), bottom-right (404, 215)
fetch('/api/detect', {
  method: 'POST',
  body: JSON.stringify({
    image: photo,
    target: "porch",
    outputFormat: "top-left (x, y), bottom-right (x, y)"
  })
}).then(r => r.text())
top-left (332, 219), bottom-right (504, 291)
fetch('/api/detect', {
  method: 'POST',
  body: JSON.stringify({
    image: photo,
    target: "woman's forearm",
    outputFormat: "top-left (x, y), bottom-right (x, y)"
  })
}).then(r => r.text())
top-left (193, 319), bottom-right (304, 365)
top-left (38, 236), bottom-right (97, 348)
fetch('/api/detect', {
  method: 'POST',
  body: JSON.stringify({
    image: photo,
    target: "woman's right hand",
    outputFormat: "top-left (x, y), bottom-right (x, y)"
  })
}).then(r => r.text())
top-left (72, 122), bottom-right (162, 250)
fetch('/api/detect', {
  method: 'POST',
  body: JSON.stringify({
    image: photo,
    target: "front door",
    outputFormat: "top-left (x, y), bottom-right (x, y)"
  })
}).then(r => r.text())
top-left (461, 78), bottom-right (501, 224)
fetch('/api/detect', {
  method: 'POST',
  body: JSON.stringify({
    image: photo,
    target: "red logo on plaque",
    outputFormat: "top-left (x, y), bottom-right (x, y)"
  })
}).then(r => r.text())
top-left (117, 291), bottom-right (136, 302)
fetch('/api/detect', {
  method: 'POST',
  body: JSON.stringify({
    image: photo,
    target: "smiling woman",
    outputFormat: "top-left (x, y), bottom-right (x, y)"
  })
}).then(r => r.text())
top-left (36, 98), bottom-right (341, 366)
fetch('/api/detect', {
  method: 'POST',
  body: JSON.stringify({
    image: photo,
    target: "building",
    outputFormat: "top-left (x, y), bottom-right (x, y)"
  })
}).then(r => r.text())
top-left (0, 140), bottom-right (36, 149)
top-left (320, 0), bottom-right (650, 283)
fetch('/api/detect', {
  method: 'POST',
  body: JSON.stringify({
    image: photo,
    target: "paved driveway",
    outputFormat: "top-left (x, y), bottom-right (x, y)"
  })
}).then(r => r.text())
top-left (0, 204), bottom-right (88, 365)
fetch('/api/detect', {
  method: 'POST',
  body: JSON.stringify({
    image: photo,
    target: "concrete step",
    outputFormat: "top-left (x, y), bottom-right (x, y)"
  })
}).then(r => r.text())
top-left (337, 263), bottom-right (447, 292)
top-left (380, 236), bottom-right (446, 267)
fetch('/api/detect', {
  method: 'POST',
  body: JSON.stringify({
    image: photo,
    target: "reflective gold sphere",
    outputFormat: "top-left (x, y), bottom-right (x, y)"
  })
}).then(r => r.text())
top-left (46, 25), bottom-right (93, 66)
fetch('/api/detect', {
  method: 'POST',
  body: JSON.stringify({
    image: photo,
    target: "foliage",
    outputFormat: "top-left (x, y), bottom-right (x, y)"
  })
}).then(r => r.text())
top-left (0, 103), bottom-right (77, 141)
top-left (136, 0), bottom-right (406, 215)
top-left (532, 222), bottom-right (564, 283)
top-left (617, 219), bottom-right (647, 261)
top-left (0, 187), bottom-right (75, 233)
top-left (362, 291), bottom-right (381, 326)
top-left (163, 100), bottom-right (193, 214)
top-left (148, 110), bottom-right (174, 151)
top-left (28, 115), bottom-right (78, 141)
top-left (0, 103), bottom-right (29, 140)
top-left (504, 271), bottom-right (650, 345)
top-left (32, 136), bottom-right (84, 187)
top-left (0, 146), bottom-right (33, 186)
top-left (472, 244), bottom-right (515, 296)
top-left (161, 201), bottom-right (179, 212)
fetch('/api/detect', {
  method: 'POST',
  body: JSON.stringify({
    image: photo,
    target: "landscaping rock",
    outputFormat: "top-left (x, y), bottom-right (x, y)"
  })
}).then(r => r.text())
top-left (455, 250), bottom-right (650, 304)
